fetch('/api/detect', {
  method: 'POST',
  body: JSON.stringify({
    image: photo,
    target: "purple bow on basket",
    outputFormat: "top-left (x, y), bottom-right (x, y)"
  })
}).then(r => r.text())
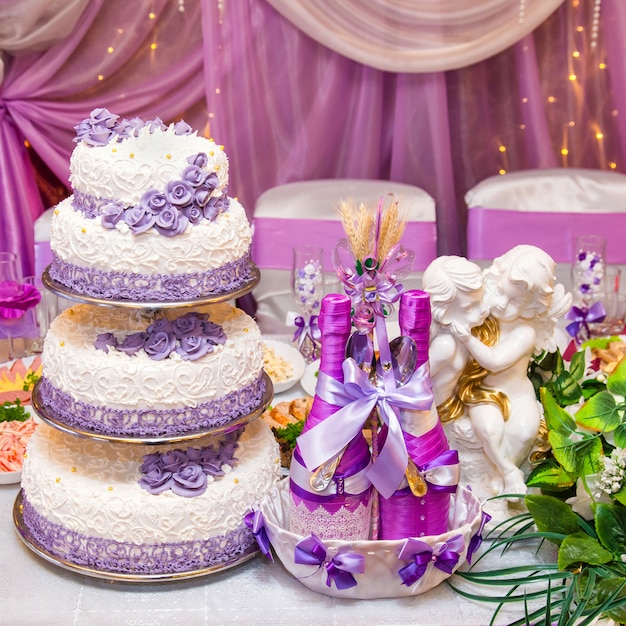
top-left (244, 510), bottom-right (273, 561)
top-left (466, 510), bottom-right (492, 565)
top-left (294, 534), bottom-right (365, 590)
top-left (565, 302), bottom-right (606, 342)
top-left (397, 535), bottom-right (464, 587)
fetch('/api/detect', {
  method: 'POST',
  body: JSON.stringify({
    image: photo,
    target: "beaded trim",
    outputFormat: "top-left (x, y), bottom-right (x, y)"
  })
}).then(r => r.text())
top-left (21, 494), bottom-right (254, 575)
top-left (49, 252), bottom-right (253, 301)
top-left (38, 373), bottom-right (266, 437)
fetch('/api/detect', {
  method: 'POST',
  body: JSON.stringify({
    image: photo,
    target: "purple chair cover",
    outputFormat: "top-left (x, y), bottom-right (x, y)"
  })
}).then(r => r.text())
top-left (467, 207), bottom-right (626, 263)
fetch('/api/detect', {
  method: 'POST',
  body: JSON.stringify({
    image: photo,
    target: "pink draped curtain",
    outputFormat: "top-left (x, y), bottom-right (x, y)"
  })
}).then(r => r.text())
top-left (0, 0), bottom-right (623, 278)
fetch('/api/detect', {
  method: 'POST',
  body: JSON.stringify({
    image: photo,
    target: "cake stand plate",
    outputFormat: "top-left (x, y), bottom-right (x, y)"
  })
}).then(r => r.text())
top-left (13, 491), bottom-right (258, 583)
top-left (41, 263), bottom-right (261, 309)
top-left (31, 371), bottom-right (273, 445)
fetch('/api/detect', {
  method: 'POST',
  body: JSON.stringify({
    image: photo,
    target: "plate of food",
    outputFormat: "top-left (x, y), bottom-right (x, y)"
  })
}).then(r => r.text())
top-left (0, 357), bottom-right (41, 484)
top-left (263, 339), bottom-right (306, 394)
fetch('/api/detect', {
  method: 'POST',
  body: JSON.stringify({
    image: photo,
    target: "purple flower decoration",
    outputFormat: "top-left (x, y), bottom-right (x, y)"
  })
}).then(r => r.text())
top-left (165, 180), bottom-right (194, 207)
top-left (172, 312), bottom-right (206, 338)
top-left (0, 281), bottom-right (42, 320)
top-left (187, 152), bottom-right (208, 168)
top-left (174, 120), bottom-right (193, 135)
top-left (140, 190), bottom-right (169, 215)
top-left (148, 318), bottom-right (174, 334)
top-left (144, 330), bottom-right (177, 361)
top-left (182, 164), bottom-right (208, 188)
top-left (176, 335), bottom-right (213, 361)
top-left (200, 320), bottom-right (227, 345)
top-left (117, 331), bottom-right (147, 356)
top-left (154, 206), bottom-right (189, 237)
top-left (138, 464), bottom-right (173, 495)
top-left (182, 204), bottom-right (204, 224)
top-left (124, 206), bottom-right (156, 235)
top-left (101, 202), bottom-right (125, 229)
top-left (94, 332), bottom-right (119, 354)
top-left (160, 450), bottom-right (189, 473)
top-left (171, 463), bottom-right (208, 497)
top-left (74, 108), bottom-right (120, 146)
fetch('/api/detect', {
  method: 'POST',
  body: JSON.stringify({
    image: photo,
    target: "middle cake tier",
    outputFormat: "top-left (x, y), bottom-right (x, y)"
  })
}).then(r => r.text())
top-left (37, 301), bottom-right (267, 438)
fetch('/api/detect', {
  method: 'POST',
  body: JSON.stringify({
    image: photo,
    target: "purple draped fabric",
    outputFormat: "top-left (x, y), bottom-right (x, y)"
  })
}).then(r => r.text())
top-left (0, 0), bottom-right (623, 278)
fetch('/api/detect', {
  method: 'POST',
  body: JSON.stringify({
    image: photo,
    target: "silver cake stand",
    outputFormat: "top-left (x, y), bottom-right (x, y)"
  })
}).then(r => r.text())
top-left (42, 262), bottom-right (261, 309)
top-left (31, 371), bottom-right (273, 445)
top-left (13, 491), bottom-right (258, 583)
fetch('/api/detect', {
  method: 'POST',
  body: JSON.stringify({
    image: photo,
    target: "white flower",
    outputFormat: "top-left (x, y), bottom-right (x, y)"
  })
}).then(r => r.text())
top-left (566, 474), bottom-right (611, 520)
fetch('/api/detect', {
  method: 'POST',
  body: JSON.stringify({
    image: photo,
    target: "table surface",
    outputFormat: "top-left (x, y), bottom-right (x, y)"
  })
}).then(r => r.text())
top-left (0, 265), bottom-right (597, 625)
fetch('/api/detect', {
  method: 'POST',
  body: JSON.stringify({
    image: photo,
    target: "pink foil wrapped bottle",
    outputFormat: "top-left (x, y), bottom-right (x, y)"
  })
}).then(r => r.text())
top-left (378, 289), bottom-right (459, 540)
top-left (289, 293), bottom-right (373, 541)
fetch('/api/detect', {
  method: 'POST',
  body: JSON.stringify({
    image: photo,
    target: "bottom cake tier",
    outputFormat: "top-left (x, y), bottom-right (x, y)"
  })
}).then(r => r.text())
top-left (19, 419), bottom-right (282, 576)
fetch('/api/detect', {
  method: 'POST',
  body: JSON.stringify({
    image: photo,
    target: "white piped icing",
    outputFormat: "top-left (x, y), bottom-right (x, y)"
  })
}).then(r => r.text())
top-left (50, 196), bottom-right (251, 275)
top-left (42, 302), bottom-right (263, 414)
top-left (21, 420), bottom-right (282, 544)
top-left (69, 125), bottom-right (229, 205)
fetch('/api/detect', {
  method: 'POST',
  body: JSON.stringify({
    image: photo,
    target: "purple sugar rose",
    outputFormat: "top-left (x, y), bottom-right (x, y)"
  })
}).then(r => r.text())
top-left (146, 117), bottom-right (166, 133)
top-left (171, 463), bottom-right (208, 497)
top-left (147, 317), bottom-right (174, 334)
top-left (165, 180), bottom-right (194, 207)
top-left (193, 187), bottom-right (211, 209)
top-left (154, 206), bottom-right (189, 237)
top-left (182, 164), bottom-right (208, 188)
top-left (140, 190), bottom-right (169, 215)
top-left (94, 332), bottom-right (119, 353)
top-left (117, 331), bottom-right (147, 356)
top-left (187, 152), bottom-right (208, 168)
top-left (115, 117), bottom-right (145, 140)
top-left (138, 464), bottom-right (173, 495)
top-left (176, 335), bottom-right (213, 361)
top-left (201, 320), bottom-right (227, 345)
top-left (174, 120), bottom-right (192, 135)
top-left (100, 202), bottom-right (125, 229)
top-left (143, 330), bottom-right (176, 360)
top-left (124, 206), bottom-right (156, 235)
top-left (140, 452), bottom-right (163, 474)
top-left (203, 194), bottom-right (228, 221)
top-left (74, 108), bottom-right (120, 146)
top-left (182, 204), bottom-right (204, 224)
top-left (203, 172), bottom-right (219, 194)
top-left (159, 450), bottom-right (189, 473)
top-left (172, 312), bottom-right (206, 338)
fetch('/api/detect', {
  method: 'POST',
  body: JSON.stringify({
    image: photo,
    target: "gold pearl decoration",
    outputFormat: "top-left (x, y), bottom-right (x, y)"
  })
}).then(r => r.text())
top-left (233, 478), bottom-right (239, 484)
top-left (112, 148), bottom-right (117, 153)
top-left (60, 341), bottom-right (65, 347)
top-left (54, 209), bottom-right (59, 215)
top-left (209, 150), bottom-right (215, 156)
top-left (81, 228), bottom-right (87, 233)
top-left (71, 467), bottom-right (76, 473)
top-left (108, 486), bottom-right (113, 491)
top-left (166, 154), bottom-right (172, 159)
top-left (244, 327), bottom-right (249, 333)
top-left (129, 153), bottom-right (135, 158)
top-left (55, 477), bottom-right (61, 483)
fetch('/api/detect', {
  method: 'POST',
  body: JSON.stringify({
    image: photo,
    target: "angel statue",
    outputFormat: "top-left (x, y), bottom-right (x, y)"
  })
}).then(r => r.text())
top-left (425, 246), bottom-right (571, 508)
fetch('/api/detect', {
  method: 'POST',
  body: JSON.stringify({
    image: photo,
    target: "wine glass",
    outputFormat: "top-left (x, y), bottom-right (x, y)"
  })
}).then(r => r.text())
top-left (0, 252), bottom-right (22, 361)
top-left (290, 246), bottom-right (324, 361)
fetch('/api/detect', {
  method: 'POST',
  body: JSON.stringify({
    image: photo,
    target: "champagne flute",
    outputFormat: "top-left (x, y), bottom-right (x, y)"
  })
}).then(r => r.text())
top-left (0, 252), bottom-right (22, 361)
top-left (290, 246), bottom-right (324, 361)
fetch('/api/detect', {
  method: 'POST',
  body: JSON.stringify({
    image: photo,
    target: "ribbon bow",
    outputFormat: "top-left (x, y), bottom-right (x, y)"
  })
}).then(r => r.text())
top-left (297, 358), bottom-right (434, 499)
top-left (286, 311), bottom-right (321, 350)
top-left (244, 510), bottom-right (273, 561)
top-left (565, 302), bottom-right (606, 342)
top-left (294, 534), bottom-right (365, 590)
top-left (414, 449), bottom-right (461, 494)
top-left (466, 510), bottom-right (492, 565)
top-left (397, 535), bottom-right (464, 586)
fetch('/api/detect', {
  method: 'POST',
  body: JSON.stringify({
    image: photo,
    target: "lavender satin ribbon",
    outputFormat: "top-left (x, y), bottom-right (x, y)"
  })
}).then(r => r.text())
top-left (416, 449), bottom-right (460, 494)
top-left (565, 301), bottom-right (606, 341)
top-left (244, 510), bottom-right (273, 561)
top-left (397, 535), bottom-right (464, 586)
top-left (296, 358), bottom-right (434, 499)
top-left (294, 534), bottom-right (365, 590)
top-left (466, 510), bottom-right (492, 565)
top-left (292, 314), bottom-right (321, 349)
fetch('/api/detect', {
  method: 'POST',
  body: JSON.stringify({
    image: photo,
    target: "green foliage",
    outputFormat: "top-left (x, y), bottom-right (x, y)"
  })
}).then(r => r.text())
top-left (0, 398), bottom-right (30, 423)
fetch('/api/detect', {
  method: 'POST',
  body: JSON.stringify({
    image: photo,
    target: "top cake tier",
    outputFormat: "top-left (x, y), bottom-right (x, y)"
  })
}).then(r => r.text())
top-left (47, 109), bottom-right (255, 303)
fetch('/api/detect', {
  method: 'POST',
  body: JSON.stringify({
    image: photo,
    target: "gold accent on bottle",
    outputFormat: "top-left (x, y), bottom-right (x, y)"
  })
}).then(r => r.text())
top-left (405, 458), bottom-right (427, 496)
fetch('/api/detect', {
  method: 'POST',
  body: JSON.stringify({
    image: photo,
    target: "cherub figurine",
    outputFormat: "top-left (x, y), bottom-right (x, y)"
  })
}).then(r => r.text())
top-left (421, 255), bottom-right (488, 415)
top-left (450, 245), bottom-right (571, 498)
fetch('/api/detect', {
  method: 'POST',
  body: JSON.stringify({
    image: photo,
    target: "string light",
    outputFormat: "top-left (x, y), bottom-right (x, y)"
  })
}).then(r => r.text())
top-left (591, 0), bottom-right (601, 48)
top-left (178, 0), bottom-right (185, 12)
top-left (518, 0), bottom-right (525, 24)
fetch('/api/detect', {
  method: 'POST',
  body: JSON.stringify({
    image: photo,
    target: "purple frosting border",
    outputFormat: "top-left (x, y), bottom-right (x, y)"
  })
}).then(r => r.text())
top-left (21, 494), bottom-right (255, 575)
top-left (38, 373), bottom-right (266, 437)
top-left (49, 252), bottom-right (253, 301)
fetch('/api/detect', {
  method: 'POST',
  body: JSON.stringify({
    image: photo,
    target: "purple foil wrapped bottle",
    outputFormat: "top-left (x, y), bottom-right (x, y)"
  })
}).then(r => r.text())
top-left (378, 290), bottom-right (459, 540)
top-left (289, 293), bottom-right (373, 541)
